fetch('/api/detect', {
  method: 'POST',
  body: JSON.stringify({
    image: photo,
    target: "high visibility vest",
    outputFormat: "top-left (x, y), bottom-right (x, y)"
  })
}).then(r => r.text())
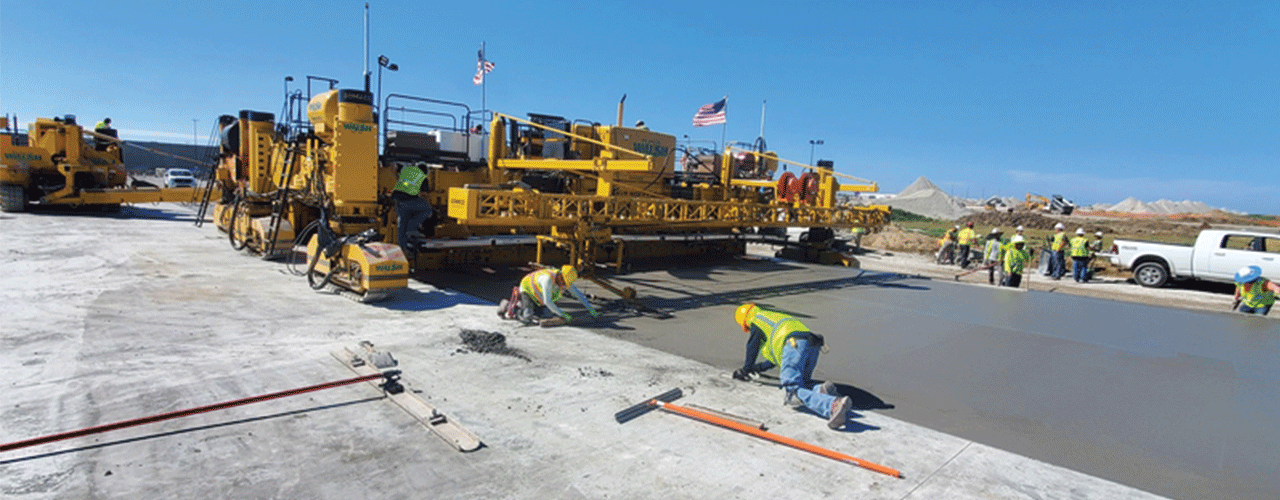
top-left (747, 308), bottom-right (810, 366)
top-left (1004, 248), bottom-right (1030, 274)
top-left (1238, 279), bottom-right (1276, 308)
top-left (1051, 232), bottom-right (1067, 251)
top-left (958, 228), bottom-right (975, 245)
top-left (983, 239), bottom-right (1002, 261)
top-left (395, 164), bottom-right (427, 196)
top-left (519, 269), bottom-right (561, 306)
top-left (1069, 236), bottom-right (1090, 257)
top-left (95, 121), bottom-right (110, 131)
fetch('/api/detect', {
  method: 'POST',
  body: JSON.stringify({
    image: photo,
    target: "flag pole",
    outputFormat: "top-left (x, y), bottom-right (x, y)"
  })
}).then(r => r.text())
top-left (759, 99), bottom-right (766, 139)
top-left (720, 95), bottom-right (728, 152)
top-left (481, 41), bottom-right (487, 122)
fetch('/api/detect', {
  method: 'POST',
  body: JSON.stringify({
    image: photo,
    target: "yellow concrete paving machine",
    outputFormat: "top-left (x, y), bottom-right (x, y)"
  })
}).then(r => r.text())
top-left (0, 115), bottom-right (197, 212)
top-left (201, 85), bottom-right (891, 302)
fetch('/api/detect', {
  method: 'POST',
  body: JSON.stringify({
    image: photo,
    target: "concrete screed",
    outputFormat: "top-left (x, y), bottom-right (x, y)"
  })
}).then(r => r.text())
top-left (0, 204), bottom-right (1165, 499)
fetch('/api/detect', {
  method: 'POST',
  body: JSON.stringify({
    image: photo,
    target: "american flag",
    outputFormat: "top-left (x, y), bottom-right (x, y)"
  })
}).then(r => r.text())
top-left (692, 97), bottom-right (727, 127)
top-left (473, 49), bottom-right (495, 85)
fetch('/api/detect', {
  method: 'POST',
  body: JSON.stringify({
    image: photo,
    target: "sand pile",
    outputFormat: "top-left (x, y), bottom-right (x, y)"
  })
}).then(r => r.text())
top-left (883, 176), bottom-right (972, 221)
top-left (1104, 197), bottom-right (1222, 214)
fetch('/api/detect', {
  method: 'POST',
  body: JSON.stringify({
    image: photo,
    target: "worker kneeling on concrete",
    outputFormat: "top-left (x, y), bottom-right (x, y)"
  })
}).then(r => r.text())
top-left (502, 265), bottom-right (599, 325)
top-left (1234, 265), bottom-right (1279, 316)
top-left (731, 303), bottom-right (852, 430)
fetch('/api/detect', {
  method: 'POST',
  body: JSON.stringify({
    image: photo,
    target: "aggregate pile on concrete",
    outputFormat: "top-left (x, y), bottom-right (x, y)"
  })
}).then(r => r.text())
top-left (882, 176), bottom-right (972, 220)
top-left (0, 204), bottom-right (1167, 499)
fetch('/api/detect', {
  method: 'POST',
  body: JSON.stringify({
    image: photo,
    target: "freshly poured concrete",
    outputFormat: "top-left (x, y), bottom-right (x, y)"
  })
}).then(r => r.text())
top-left (2, 204), bottom-right (1173, 499)
top-left (563, 259), bottom-right (1280, 500)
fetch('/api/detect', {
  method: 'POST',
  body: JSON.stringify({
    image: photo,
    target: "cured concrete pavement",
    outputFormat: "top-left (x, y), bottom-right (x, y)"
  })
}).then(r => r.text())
top-left (2, 204), bottom-right (1176, 499)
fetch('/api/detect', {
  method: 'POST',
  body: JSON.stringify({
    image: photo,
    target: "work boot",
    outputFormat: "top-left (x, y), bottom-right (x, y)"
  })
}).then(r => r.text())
top-left (819, 381), bottom-right (838, 396)
top-left (828, 396), bottom-right (851, 430)
top-left (783, 390), bottom-right (802, 408)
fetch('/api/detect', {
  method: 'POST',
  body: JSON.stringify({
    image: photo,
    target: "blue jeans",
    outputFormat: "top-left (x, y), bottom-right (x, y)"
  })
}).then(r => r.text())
top-left (779, 337), bottom-right (837, 418)
top-left (1050, 250), bottom-right (1066, 278)
top-left (1072, 257), bottom-right (1089, 282)
top-left (1239, 303), bottom-right (1272, 316)
top-left (395, 196), bottom-right (434, 252)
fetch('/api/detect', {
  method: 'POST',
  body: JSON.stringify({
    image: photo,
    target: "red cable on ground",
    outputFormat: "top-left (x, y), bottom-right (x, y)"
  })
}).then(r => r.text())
top-left (0, 372), bottom-right (391, 453)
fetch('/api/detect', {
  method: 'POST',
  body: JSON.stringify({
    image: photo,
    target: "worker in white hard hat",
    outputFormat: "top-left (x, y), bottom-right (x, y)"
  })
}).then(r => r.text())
top-left (1002, 236), bottom-right (1030, 287)
top-left (1069, 228), bottom-right (1091, 282)
top-left (501, 265), bottom-right (599, 325)
top-left (731, 303), bottom-right (851, 430)
top-left (982, 228), bottom-right (1006, 285)
top-left (1047, 222), bottom-right (1068, 280)
top-left (1233, 266), bottom-right (1279, 316)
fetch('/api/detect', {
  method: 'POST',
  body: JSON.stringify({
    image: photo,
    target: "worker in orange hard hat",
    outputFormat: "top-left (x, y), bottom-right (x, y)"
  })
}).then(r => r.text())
top-left (731, 303), bottom-right (851, 430)
top-left (500, 265), bottom-right (599, 325)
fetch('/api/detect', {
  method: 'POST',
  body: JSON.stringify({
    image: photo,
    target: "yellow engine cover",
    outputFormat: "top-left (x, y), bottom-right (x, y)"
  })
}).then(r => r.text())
top-left (306, 235), bottom-right (409, 298)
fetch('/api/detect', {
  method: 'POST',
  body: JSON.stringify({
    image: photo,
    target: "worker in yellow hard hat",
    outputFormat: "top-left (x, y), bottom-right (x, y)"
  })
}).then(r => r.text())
top-left (500, 265), bottom-right (599, 325)
top-left (731, 303), bottom-right (852, 430)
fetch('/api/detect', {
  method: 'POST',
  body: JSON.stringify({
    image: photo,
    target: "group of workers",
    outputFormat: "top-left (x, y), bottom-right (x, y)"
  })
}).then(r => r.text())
top-left (942, 221), bottom-right (1108, 288)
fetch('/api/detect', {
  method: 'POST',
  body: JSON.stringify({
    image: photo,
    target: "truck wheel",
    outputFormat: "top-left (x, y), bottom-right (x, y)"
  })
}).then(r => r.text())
top-left (0, 184), bottom-right (27, 212)
top-left (1133, 262), bottom-right (1169, 288)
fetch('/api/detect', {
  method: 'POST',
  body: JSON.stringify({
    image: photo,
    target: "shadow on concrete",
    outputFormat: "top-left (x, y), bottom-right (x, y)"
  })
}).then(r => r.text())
top-left (21, 204), bottom-right (197, 223)
top-left (0, 396), bottom-right (384, 465)
top-left (375, 288), bottom-right (493, 312)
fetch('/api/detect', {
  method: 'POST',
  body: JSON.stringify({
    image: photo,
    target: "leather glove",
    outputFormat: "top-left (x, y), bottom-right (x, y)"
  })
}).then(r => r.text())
top-left (732, 368), bottom-right (754, 382)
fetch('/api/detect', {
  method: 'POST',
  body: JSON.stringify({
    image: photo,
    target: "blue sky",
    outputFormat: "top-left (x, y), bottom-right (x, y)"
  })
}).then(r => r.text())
top-left (3, 1), bottom-right (1276, 213)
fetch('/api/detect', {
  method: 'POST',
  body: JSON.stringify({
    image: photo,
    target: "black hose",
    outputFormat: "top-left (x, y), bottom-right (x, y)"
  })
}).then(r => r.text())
top-left (305, 245), bottom-right (338, 290)
top-left (228, 199), bottom-right (249, 251)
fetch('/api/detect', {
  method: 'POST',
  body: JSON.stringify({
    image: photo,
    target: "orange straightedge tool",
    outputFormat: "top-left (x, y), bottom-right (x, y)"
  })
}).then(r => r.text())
top-left (615, 388), bottom-right (902, 479)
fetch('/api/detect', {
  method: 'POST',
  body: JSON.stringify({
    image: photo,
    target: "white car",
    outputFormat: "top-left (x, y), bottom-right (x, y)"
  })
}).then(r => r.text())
top-left (164, 168), bottom-right (195, 188)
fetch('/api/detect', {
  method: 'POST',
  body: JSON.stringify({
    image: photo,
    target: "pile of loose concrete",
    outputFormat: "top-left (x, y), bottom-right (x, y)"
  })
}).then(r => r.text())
top-left (1097, 197), bottom-right (1221, 214)
top-left (881, 177), bottom-right (972, 220)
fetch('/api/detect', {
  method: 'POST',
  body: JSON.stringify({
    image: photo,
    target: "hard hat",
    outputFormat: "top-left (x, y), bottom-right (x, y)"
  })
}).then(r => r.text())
top-left (1054, 223), bottom-right (1065, 230)
top-left (560, 265), bottom-right (579, 285)
top-left (1016, 225), bottom-right (1024, 231)
top-left (1234, 265), bottom-right (1262, 284)
top-left (1095, 231), bottom-right (1103, 237)
top-left (1075, 228), bottom-right (1085, 235)
top-left (734, 303), bottom-right (757, 329)
top-left (1011, 235), bottom-right (1025, 244)
top-left (990, 227), bottom-right (1002, 234)
top-left (954, 225), bottom-right (961, 230)
top-left (966, 221), bottom-right (974, 227)
top-left (635, 120), bottom-right (645, 127)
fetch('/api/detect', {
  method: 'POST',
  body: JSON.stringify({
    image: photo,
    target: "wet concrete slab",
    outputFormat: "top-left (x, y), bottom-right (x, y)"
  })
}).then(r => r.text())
top-left (544, 258), bottom-right (1280, 500)
top-left (0, 206), bottom-right (1182, 499)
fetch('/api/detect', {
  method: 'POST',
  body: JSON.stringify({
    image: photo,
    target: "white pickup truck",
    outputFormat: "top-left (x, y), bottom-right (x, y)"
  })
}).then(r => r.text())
top-left (1111, 229), bottom-right (1280, 287)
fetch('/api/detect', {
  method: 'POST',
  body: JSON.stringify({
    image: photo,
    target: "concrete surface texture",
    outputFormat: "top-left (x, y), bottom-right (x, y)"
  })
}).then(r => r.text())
top-left (2, 204), bottom-right (1170, 499)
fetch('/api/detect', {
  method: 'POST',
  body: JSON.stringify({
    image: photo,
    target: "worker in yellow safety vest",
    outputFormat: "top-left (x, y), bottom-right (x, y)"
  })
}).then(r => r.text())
top-left (94, 117), bottom-right (116, 151)
top-left (501, 265), bottom-right (599, 325)
top-left (731, 303), bottom-right (851, 430)
top-left (392, 162), bottom-right (433, 268)
top-left (1233, 266), bottom-right (1279, 316)
top-left (1047, 222), bottom-right (1067, 280)
top-left (938, 226), bottom-right (958, 265)
top-left (1002, 236), bottom-right (1030, 288)
top-left (956, 221), bottom-right (976, 268)
top-left (1069, 228), bottom-right (1091, 282)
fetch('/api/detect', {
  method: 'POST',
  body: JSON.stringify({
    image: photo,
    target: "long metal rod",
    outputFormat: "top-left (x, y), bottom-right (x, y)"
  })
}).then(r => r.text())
top-left (0, 372), bottom-right (391, 453)
top-left (656, 400), bottom-right (903, 478)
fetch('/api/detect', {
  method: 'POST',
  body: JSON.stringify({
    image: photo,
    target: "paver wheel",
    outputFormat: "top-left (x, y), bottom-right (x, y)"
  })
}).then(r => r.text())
top-left (0, 184), bottom-right (27, 212)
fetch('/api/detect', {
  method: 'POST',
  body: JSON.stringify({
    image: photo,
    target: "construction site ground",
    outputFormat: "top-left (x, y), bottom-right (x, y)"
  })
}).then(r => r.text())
top-left (3, 203), bottom-right (1276, 499)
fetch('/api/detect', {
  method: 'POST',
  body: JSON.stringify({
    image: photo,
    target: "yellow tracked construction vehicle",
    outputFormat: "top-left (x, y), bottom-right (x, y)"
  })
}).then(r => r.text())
top-left (0, 115), bottom-right (197, 212)
top-left (202, 86), bottom-right (890, 302)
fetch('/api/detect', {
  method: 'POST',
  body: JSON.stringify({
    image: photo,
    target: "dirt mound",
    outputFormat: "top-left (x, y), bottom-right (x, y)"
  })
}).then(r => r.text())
top-left (957, 211), bottom-right (1063, 230)
top-left (862, 224), bottom-right (938, 254)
